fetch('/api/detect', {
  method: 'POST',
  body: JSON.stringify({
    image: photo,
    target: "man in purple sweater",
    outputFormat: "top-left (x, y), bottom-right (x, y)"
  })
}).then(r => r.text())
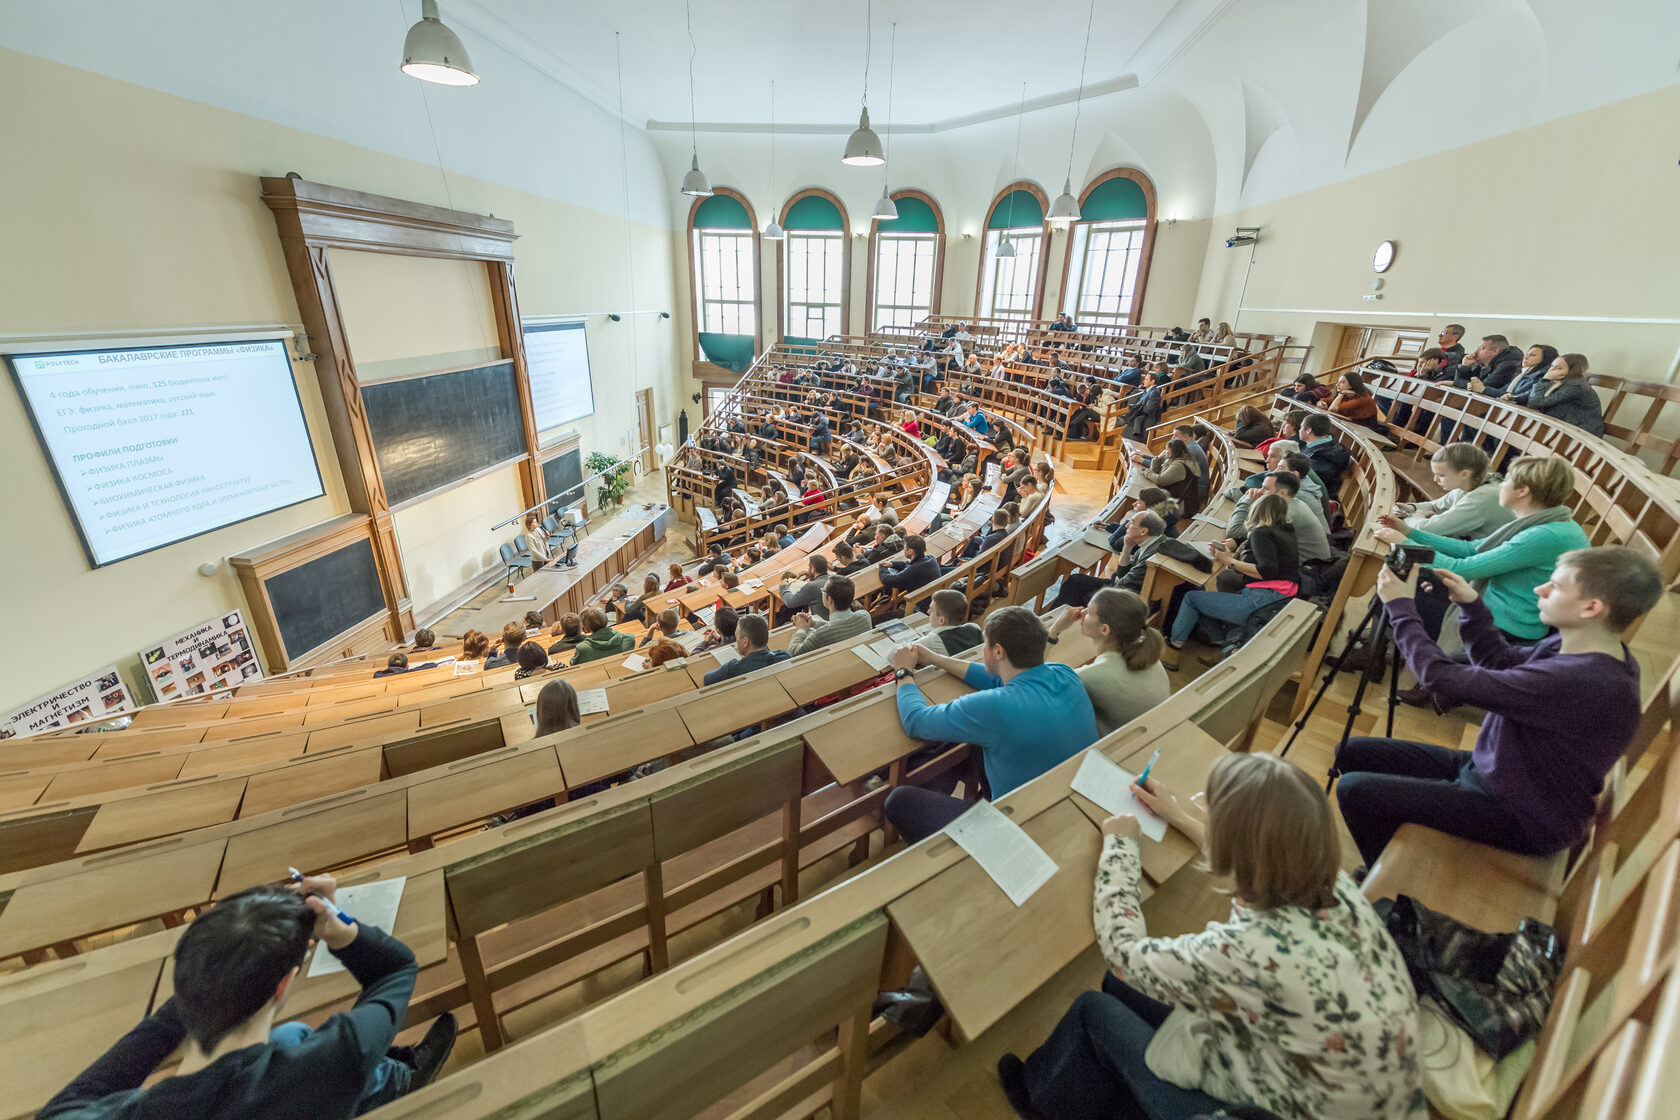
top-left (1335, 546), bottom-right (1662, 866)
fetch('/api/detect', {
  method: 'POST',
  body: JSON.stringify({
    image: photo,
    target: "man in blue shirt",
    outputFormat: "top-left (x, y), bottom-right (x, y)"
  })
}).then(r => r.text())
top-left (883, 607), bottom-right (1099, 841)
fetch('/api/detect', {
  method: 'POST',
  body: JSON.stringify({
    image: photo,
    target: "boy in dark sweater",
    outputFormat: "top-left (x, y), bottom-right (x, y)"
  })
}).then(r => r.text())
top-left (1336, 546), bottom-right (1662, 865)
top-left (42, 876), bottom-right (455, 1119)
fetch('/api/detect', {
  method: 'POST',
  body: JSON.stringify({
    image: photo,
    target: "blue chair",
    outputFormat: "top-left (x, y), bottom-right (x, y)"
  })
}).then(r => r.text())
top-left (543, 515), bottom-right (560, 535)
top-left (500, 541), bottom-right (533, 584)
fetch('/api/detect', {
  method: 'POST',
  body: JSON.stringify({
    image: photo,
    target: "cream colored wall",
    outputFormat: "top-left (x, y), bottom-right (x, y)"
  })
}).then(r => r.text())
top-left (391, 465), bottom-right (526, 613)
top-left (328, 251), bottom-right (502, 379)
top-left (1188, 85), bottom-right (1680, 379)
top-left (0, 48), bottom-right (681, 715)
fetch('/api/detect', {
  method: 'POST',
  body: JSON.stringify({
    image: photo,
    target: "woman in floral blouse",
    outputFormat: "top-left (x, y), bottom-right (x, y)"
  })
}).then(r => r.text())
top-left (999, 752), bottom-right (1424, 1120)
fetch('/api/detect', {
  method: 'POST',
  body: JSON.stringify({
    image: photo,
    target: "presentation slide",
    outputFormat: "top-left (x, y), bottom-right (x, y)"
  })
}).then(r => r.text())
top-left (524, 320), bottom-right (596, 435)
top-left (8, 338), bottom-right (324, 567)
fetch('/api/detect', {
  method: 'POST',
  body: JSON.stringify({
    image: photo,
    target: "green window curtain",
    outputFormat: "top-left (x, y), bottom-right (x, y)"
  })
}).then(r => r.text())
top-left (1080, 176), bottom-right (1149, 222)
top-left (693, 194), bottom-right (752, 230)
top-left (887, 195), bottom-right (939, 233)
top-left (986, 189), bottom-right (1044, 229)
top-left (783, 194), bottom-right (844, 231)
top-left (698, 332), bottom-right (755, 372)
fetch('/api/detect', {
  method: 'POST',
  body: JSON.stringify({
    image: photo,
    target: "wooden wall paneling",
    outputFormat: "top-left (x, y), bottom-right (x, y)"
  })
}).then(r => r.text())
top-left (488, 260), bottom-right (540, 514)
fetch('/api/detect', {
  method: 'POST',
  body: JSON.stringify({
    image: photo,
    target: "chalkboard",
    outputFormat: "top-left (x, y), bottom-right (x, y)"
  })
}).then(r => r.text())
top-left (266, 537), bottom-right (386, 660)
top-left (542, 447), bottom-right (584, 509)
top-left (361, 362), bottom-right (527, 506)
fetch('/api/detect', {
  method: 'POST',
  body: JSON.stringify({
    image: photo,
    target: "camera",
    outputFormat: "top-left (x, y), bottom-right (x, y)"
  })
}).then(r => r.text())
top-left (1385, 543), bottom-right (1435, 580)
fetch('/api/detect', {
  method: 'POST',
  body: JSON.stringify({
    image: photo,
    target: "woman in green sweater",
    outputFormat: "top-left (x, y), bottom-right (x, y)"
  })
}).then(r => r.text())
top-left (1374, 454), bottom-right (1585, 641)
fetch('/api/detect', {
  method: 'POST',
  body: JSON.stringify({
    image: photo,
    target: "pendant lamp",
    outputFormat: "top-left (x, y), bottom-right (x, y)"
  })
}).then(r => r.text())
top-left (1050, 0), bottom-right (1099, 226)
top-left (678, 1), bottom-right (713, 197)
top-left (842, 0), bottom-right (885, 166)
top-left (401, 0), bottom-right (479, 86)
top-left (763, 80), bottom-right (784, 239)
top-left (871, 24), bottom-right (898, 220)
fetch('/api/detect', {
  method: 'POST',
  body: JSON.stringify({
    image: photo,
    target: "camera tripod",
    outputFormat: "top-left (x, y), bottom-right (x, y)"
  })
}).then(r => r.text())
top-left (1278, 591), bottom-right (1403, 791)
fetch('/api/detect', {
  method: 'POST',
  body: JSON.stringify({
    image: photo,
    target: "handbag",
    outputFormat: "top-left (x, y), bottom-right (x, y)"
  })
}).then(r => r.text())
top-left (1375, 895), bottom-right (1563, 1059)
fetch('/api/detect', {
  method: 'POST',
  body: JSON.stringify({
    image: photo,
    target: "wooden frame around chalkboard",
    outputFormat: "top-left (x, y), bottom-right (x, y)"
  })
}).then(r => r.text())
top-left (228, 513), bottom-right (390, 672)
top-left (255, 178), bottom-right (549, 670)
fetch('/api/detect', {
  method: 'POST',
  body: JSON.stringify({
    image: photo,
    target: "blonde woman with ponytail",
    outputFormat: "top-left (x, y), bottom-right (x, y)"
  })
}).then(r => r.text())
top-left (1048, 588), bottom-right (1170, 735)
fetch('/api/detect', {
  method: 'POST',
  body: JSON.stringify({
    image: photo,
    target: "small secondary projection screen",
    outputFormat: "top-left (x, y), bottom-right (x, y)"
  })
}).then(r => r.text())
top-left (524, 320), bottom-right (596, 435)
top-left (9, 338), bottom-right (324, 567)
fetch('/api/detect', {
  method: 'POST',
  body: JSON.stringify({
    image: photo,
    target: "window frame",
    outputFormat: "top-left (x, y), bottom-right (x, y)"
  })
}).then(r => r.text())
top-left (865, 189), bottom-right (946, 333)
top-left (1053, 167), bottom-right (1159, 332)
top-left (692, 227), bottom-right (760, 336)
top-left (1067, 218), bottom-right (1149, 331)
top-left (972, 181), bottom-right (1050, 324)
top-left (685, 187), bottom-right (763, 370)
top-left (774, 188), bottom-right (852, 346)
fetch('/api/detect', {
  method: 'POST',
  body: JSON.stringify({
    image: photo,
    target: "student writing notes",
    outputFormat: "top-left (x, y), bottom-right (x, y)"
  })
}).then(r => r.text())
top-left (999, 754), bottom-right (1424, 1120)
top-left (41, 875), bottom-right (455, 1120)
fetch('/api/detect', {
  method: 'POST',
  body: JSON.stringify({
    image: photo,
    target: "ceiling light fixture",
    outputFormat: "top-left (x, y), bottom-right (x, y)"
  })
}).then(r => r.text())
top-left (401, 0), bottom-right (479, 86)
top-left (872, 22), bottom-right (899, 221)
top-left (1048, 0), bottom-right (1097, 226)
top-left (996, 82), bottom-right (1028, 260)
top-left (764, 80), bottom-right (785, 240)
top-left (679, 0), bottom-right (713, 197)
top-left (842, 0), bottom-right (885, 166)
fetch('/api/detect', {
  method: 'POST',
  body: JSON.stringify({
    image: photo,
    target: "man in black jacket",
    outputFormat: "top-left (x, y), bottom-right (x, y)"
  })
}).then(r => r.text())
top-left (702, 613), bottom-right (789, 685)
top-left (41, 876), bottom-right (454, 1120)
top-left (861, 524), bottom-right (905, 565)
top-left (1435, 323), bottom-right (1468, 377)
top-left (713, 461), bottom-right (737, 505)
top-left (831, 540), bottom-right (871, 576)
top-left (1299, 413), bottom-right (1352, 496)
top-left (925, 589), bottom-right (983, 655)
top-left (960, 510), bottom-right (1010, 560)
top-left (879, 535), bottom-right (940, 595)
top-left (1453, 334), bottom-right (1523, 396)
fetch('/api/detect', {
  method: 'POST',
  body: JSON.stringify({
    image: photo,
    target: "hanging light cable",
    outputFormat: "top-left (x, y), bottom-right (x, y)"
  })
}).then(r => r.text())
top-left (872, 22), bottom-right (899, 221)
top-left (996, 82), bottom-right (1028, 259)
top-left (679, 0), bottom-right (713, 197)
top-left (1048, 0), bottom-right (1097, 225)
top-left (764, 80), bottom-right (785, 240)
top-left (842, 0), bottom-right (884, 166)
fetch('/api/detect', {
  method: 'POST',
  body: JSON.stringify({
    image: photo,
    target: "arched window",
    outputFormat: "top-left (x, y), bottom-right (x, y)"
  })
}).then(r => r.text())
top-left (976, 183), bottom-right (1049, 323)
top-left (688, 189), bottom-right (760, 373)
top-left (777, 189), bottom-right (850, 346)
top-left (867, 190), bottom-right (945, 332)
top-left (1061, 169), bottom-right (1158, 330)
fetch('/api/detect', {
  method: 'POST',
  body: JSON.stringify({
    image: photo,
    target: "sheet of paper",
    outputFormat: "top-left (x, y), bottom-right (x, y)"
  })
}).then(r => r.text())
top-left (452, 660), bottom-right (480, 676)
top-left (854, 643), bottom-right (890, 671)
top-left (576, 688), bottom-right (610, 716)
top-left (866, 635), bottom-right (901, 663)
top-left (743, 577), bottom-right (764, 589)
top-left (1070, 752), bottom-right (1168, 841)
top-left (621, 653), bottom-right (649, 673)
top-left (943, 800), bottom-right (1058, 907)
top-left (308, 876), bottom-right (407, 977)
top-left (877, 619), bottom-right (917, 645)
top-left (1083, 526), bottom-right (1117, 552)
top-left (695, 605), bottom-right (717, 626)
top-left (676, 629), bottom-right (707, 652)
top-left (712, 645), bottom-right (741, 666)
top-left (525, 627), bottom-right (543, 637)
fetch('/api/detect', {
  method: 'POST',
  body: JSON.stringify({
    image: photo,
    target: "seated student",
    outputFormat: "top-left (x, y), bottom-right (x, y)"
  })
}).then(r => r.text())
top-left (925, 588), bottom-right (983, 655)
top-left (522, 610), bottom-right (544, 632)
top-left (373, 652), bottom-right (409, 678)
top-left (999, 753), bottom-right (1423, 1120)
top-left (569, 608), bottom-right (636, 665)
top-left (547, 614), bottom-right (584, 657)
top-left (620, 573), bottom-right (664, 627)
top-left (512, 641), bottom-right (551, 680)
top-left (1048, 588), bottom-right (1170, 735)
top-left (1281, 372), bottom-right (1333, 407)
top-left (461, 630), bottom-right (491, 663)
top-left (43, 875), bottom-right (457, 1120)
top-left (1165, 494), bottom-right (1298, 668)
top-left (1017, 477), bottom-right (1045, 519)
top-left (787, 576), bottom-right (873, 655)
top-left (1226, 471), bottom-right (1331, 563)
top-left (883, 608), bottom-right (1098, 841)
top-left (1498, 343), bottom-right (1559, 403)
top-left (879, 534), bottom-right (940, 594)
top-left (1167, 424), bottom-right (1210, 502)
top-left (1230, 405), bottom-right (1274, 449)
top-left (959, 509), bottom-right (1010, 561)
top-left (486, 682), bottom-right (580, 826)
top-left (1120, 369), bottom-right (1164, 439)
top-left (483, 622), bottom-right (529, 670)
top-left (861, 523), bottom-right (905, 565)
top-left (1329, 370), bottom-right (1386, 431)
top-left (1374, 454), bottom-right (1587, 645)
top-left (639, 608), bottom-right (692, 648)
top-left (1283, 451), bottom-right (1330, 524)
top-left (1337, 546), bottom-right (1662, 867)
top-left (645, 637), bottom-right (688, 667)
top-left (773, 522), bottom-right (797, 549)
top-left (1525, 352), bottom-right (1605, 437)
top-left (779, 554), bottom-right (832, 620)
top-left (664, 562), bottom-right (693, 592)
top-left (1133, 439), bottom-right (1202, 514)
top-left (1254, 408), bottom-right (1305, 457)
top-left (690, 605), bottom-right (740, 654)
top-left (831, 540), bottom-right (870, 576)
top-left (410, 628), bottom-right (439, 654)
top-left (1299, 413), bottom-right (1351, 496)
top-left (1055, 512), bottom-right (1169, 608)
top-left (1453, 333), bottom-right (1524, 396)
top-left (702, 613), bottom-right (790, 685)
top-left (1393, 442), bottom-right (1513, 539)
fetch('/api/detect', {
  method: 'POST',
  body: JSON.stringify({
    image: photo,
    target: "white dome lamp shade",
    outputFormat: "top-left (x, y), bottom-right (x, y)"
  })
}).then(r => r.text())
top-left (763, 217), bottom-right (786, 241)
top-left (401, 0), bottom-right (479, 86)
top-left (843, 108), bottom-right (885, 166)
top-left (995, 232), bottom-right (1017, 259)
top-left (680, 154), bottom-right (713, 198)
top-left (872, 187), bottom-right (898, 221)
top-left (1047, 178), bottom-right (1081, 226)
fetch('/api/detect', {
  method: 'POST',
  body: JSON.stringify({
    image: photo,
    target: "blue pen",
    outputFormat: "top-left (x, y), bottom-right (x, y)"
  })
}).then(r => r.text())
top-left (1136, 748), bottom-right (1162, 789)
top-left (288, 867), bottom-right (354, 924)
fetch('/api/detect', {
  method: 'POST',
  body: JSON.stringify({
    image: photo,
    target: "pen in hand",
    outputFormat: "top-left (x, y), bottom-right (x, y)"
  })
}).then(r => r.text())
top-left (288, 866), bottom-right (354, 925)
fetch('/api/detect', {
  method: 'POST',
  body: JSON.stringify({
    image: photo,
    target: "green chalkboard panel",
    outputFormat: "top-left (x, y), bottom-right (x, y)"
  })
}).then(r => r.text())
top-left (362, 362), bottom-right (527, 506)
top-left (266, 537), bottom-right (386, 660)
top-left (542, 448), bottom-right (584, 508)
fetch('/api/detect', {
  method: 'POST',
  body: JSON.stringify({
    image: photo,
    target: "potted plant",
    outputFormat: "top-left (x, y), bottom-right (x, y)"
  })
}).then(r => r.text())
top-left (585, 451), bottom-right (634, 509)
